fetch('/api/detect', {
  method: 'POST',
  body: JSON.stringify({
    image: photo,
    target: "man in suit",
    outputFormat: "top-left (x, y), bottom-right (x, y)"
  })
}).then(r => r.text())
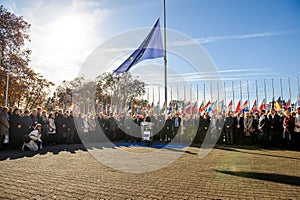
top-left (172, 112), bottom-right (181, 141)
top-left (258, 110), bottom-right (270, 148)
top-left (268, 108), bottom-right (280, 147)
top-left (234, 113), bottom-right (244, 144)
top-left (224, 112), bottom-right (234, 145)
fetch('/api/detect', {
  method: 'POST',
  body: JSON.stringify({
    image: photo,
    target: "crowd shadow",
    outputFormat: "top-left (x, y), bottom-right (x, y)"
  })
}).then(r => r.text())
top-left (215, 145), bottom-right (300, 161)
top-left (0, 140), bottom-right (197, 161)
top-left (216, 170), bottom-right (300, 186)
top-left (0, 144), bottom-right (88, 161)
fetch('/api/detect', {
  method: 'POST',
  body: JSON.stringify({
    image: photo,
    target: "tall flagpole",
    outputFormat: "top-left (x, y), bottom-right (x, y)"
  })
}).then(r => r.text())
top-left (210, 83), bottom-right (213, 102)
top-left (297, 77), bottom-right (300, 96)
top-left (184, 85), bottom-right (186, 101)
top-left (204, 83), bottom-right (206, 103)
top-left (255, 80), bottom-right (258, 108)
top-left (177, 85), bottom-right (179, 100)
top-left (247, 80), bottom-right (249, 109)
top-left (163, 0), bottom-right (168, 115)
top-left (224, 82), bottom-right (227, 105)
top-left (197, 83), bottom-right (199, 103)
top-left (240, 81), bottom-right (242, 102)
top-left (264, 79), bottom-right (267, 103)
top-left (190, 84), bottom-right (192, 102)
top-left (280, 78), bottom-right (283, 101)
top-left (288, 78), bottom-right (292, 101)
top-left (232, 81), bottom-right (235, 109)
top-left (272, 78), bottom-right (275, 108)
top-left (153, 87), bottom-right (155, 104)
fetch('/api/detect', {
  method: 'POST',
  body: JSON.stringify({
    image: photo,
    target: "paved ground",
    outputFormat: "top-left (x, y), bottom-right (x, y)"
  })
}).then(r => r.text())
top-left (0, 143), bottom-right (300, 199)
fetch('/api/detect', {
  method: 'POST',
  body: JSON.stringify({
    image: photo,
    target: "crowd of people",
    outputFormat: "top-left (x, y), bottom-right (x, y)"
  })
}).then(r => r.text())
top-left (0, 105), bottom-right (300, 151)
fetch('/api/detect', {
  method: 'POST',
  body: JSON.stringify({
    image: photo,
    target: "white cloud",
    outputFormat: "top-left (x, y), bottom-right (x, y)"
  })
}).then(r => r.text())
top-left (168, 31), bottom-right (298, 47)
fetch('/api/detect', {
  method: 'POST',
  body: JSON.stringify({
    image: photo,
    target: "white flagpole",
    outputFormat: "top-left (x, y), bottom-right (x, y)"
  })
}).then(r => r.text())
top-left (232, 81), bottom-right (235, 109)
top-left (280, 78), bottom-right (283, 102)
top-left (163, 0), bottom-right (168, 115)
top-left (255, 80), bottom-right (258, 108)
top-left (247, 80), bottom-right (250, 109)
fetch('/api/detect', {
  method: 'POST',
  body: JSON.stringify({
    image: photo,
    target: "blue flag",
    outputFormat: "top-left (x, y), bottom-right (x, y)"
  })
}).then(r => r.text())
top-left (113, 19), bottom-right (164, 74)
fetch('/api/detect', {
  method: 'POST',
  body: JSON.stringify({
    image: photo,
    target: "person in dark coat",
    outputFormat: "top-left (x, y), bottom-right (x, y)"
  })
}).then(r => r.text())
top-left (258, 110), bottom-right (270, 148)
top-left (9, 108), bottom-right (23, 149)
top-left (30, 109), bottom-right (43, 129)
top-left (234, 113), bottom-right (244, 144)
top-left (172, 112), bottom-right (181, 140)
top-left (268, 108), bottom-right (280, 147)
top-left (164, 115), bottom-right (173, 142)
top-left (21, 110), bottom-right (33, 136)
top-left (66, 111), bottom-right (76, 144)
top-left (55, 110), bottom-right (66, 144)
top-left (108, 113), bottom-right (117, 142)
top-left (224, 112), bottom-right (234, 145)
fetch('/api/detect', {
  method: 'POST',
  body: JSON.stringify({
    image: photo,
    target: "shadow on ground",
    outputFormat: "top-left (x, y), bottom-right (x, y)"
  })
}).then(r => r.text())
top-left (216, 170), bottom-right (300, 186)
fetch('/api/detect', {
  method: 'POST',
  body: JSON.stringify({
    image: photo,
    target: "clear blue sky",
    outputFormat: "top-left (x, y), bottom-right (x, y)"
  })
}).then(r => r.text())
top-left (1, 0), bottom-right (300, 104)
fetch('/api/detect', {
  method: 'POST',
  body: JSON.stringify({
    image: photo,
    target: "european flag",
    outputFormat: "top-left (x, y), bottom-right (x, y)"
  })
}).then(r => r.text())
top-left (113, 19), bottom-right (164, 74)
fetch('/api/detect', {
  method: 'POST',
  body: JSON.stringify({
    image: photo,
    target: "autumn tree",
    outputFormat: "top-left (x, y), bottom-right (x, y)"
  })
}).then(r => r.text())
top-left (0, 5), bottom-right (53, 108)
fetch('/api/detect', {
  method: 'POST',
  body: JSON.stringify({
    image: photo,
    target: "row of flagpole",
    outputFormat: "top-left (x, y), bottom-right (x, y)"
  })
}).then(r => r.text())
top-left (142, 77), bottom-right (300, 112)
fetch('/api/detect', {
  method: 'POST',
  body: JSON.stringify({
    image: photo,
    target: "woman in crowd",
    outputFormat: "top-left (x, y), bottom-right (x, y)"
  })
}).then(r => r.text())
top-left (22, 123), bottom-right (43, 152)
top-left (9, 108), bottom-right (23, 149)
top-left (48, 113), bottom-right (56, 145)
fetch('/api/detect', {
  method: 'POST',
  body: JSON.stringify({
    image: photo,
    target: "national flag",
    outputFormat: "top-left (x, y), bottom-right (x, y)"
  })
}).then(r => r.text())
top-left (180, 100), bottom-right (185, 115)
top-left (218, 100), bottom-right (224, 112)
top-left (192, 102), bottom-right (198, 114)
top-left (259, 98), bottom-right (266, 111)
top-left (274, 97), bottom-right (282, 111)
top-left (227, 100), bottom-right (233, 112)
top-left (167, 102), bottom-right (172, 114)
top-left (198, 100), bottom-right (204, 112)
top-left (175, 102), bottom-right (178, 111)
top-left (113, 19), bottom-right (164, 74)
top-left (212, 100), bottom-right (218, 114)
top-left (155, 102), bottom-right (160, 114)
top-left (234, 101), bottom-right (241, 114)
top-left (285, 99), bottom-right (291, 110)
top-left (241, 100), bottom-right (248, 110)
top-left (295, 93), bottom-right (300, 108)
top-left (200, 100), bottom-right (211, 112)
top-left (185, 101), bottom-right (192, 114)
top-left (251, 100), bottom-right (257, 111)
